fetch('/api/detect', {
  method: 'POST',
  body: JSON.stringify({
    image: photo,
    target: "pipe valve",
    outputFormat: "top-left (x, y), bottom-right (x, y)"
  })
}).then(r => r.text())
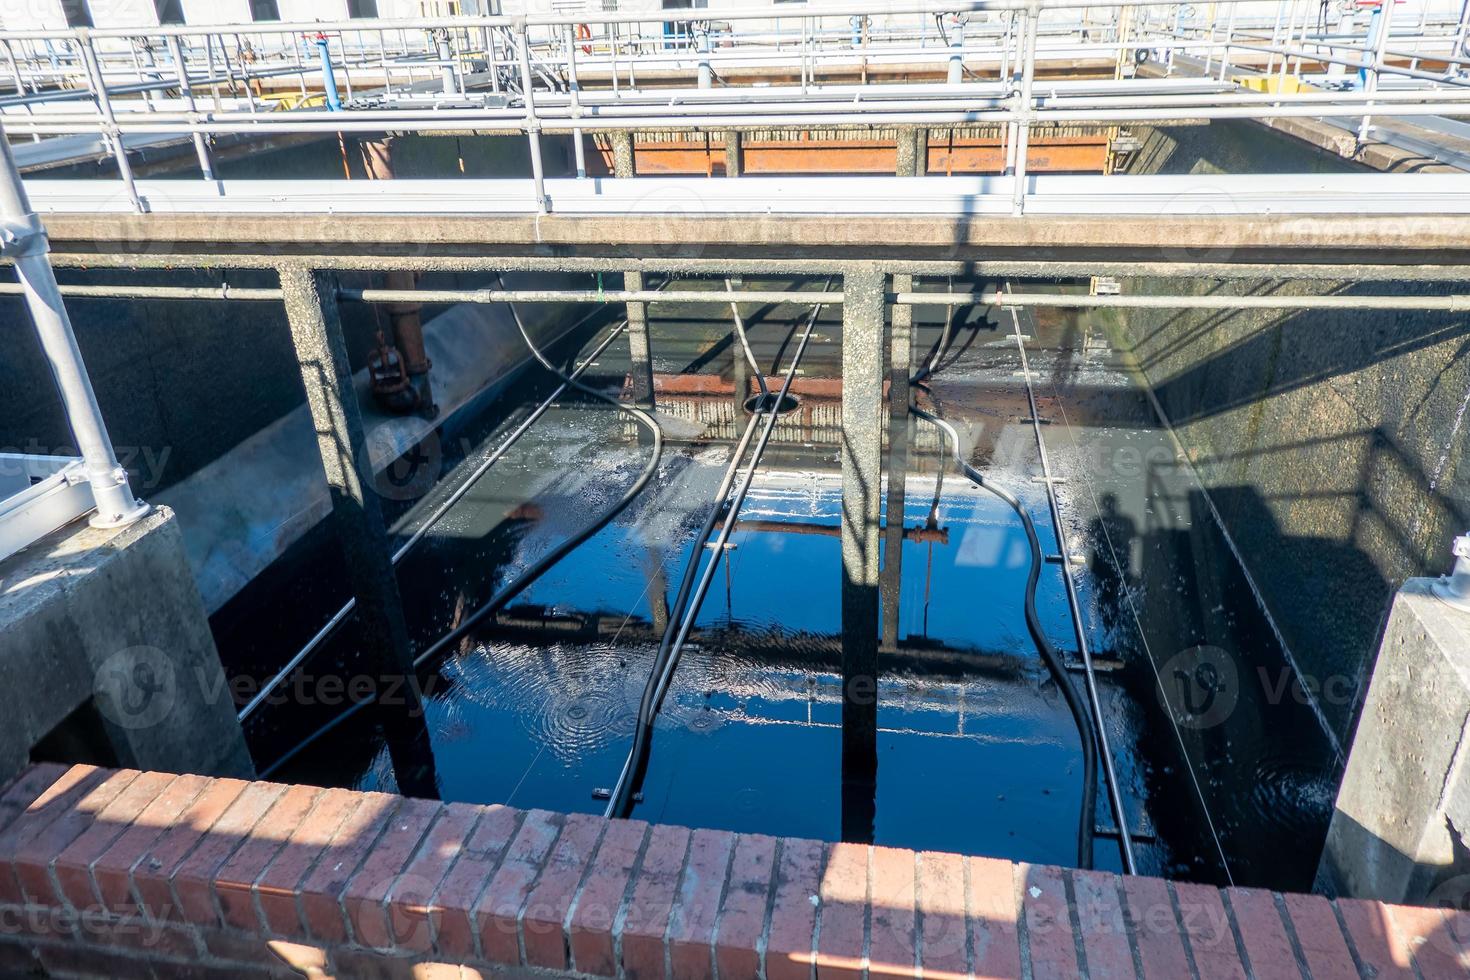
top-left (1433, 532), bottom-right (1470, 612)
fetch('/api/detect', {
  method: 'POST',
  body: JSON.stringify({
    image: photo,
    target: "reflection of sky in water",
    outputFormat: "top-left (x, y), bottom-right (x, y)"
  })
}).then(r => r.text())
top-left (342, 464), bottom-right (1116, 870)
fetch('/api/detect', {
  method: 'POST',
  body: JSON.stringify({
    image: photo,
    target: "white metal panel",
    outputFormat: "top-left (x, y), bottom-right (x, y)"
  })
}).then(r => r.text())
top-left (21, 173), bottom-right (1470, 217)
top-left (179, 0), bottom-right (256, 26)
top-left (277, 0), bottom-right (350, 23)
top-left (84, 0), bottom-right (163, 28)
top-left (0, 456), bottom-right (95, 564)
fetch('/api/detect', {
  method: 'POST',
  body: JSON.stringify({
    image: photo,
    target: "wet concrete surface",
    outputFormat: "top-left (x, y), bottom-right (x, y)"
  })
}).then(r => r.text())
top-left (219, 276), bottom-right (1336, 889)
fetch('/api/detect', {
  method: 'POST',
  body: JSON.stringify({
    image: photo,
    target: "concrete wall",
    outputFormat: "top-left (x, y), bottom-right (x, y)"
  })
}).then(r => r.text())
top-left (1109, 117), bottom-right (1470, 750)
top-left (1106, 276), bottom-right (1470, 747)
top-left (1122, 121), bottom-right (1368, 177)
top-left (1319, 578), bottom-right (1470, 903)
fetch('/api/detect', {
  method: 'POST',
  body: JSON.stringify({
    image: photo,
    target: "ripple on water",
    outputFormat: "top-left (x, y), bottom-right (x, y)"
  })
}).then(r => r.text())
top-left (444, 641), bottom-right (646, 763)
top-left (1249, 756), bottom-right (1335, 836)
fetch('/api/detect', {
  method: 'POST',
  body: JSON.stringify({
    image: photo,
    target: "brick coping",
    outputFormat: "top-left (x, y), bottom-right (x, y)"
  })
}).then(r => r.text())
top-left (0, 763), bottom-right (1462, 978)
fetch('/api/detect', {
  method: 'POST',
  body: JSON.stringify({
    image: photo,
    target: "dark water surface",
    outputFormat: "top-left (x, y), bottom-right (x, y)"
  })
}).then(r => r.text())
top-left (218, 277), bottom-right (1337, 889)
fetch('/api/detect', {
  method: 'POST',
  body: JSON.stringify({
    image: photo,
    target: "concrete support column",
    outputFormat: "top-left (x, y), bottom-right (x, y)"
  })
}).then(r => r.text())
top-left (724, 131), bottom-right (743, 177)
top-left (625, 270), bottom-right (655, 408)
top-left (612, 132), bottom-right (636, 178)
top-left (0, 507), bottom-right (254, 783)
top-left (897, 129), bottom-right (928, 176)
top-left (840, 265), bottom-right (886, 843)
top-left (1318, 577), bottom-right (1470, 903)
top-left (881, 274), bottom-right (914, 652)
top-left (278, 265), bottom-right (439, 800)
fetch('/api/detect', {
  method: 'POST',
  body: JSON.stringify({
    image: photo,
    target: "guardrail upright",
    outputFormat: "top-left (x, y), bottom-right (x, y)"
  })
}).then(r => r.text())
top-left (1011, 3), bottom-right (1041, 216)
top-left (516, 21), bottom-right (548, 213)
top-left (0, 120), bottom-right (147, 528)
top-left (76, 30), bottom-right (143, 212)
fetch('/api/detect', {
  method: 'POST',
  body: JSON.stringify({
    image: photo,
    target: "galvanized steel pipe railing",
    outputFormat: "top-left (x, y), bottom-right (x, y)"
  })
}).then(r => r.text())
top-left (0, 120), bottom-right (147, 529)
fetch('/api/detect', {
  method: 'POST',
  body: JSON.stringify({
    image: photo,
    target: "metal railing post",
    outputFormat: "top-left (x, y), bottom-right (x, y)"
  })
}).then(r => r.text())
top-left (565, 25), bottom-right (586, 178)
top-left (76, 31), bottom-right (143, 213)
top-left (0, 121), bottom-right (148, 529)
top-left (1359, 2), bottom-right (1394, 143)
top-left (436, 28), bottom-right (456, 96)
top-left (948, 14), bottom-right (964, 83)
top-left (698, 29), bottom-right (713, 89)
top-left (165, 35), bottom-right (215, 181)
top-left (484, 26), bottom-right (500, 94)
top-left (1220, 0), bottom-right (1238, 80)
top-left (1011, 5), bottom-right (1040, 216)
top-left (516, 23), bottom-right (548, 213)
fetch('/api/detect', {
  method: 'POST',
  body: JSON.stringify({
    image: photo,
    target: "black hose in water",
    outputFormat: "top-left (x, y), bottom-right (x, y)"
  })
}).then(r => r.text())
top-left (259, 305), bottom-right (665, 779)
top-left (912, 404), bottom-right (1098, 870)
top-left (605, 283), bottom-right (832, 819)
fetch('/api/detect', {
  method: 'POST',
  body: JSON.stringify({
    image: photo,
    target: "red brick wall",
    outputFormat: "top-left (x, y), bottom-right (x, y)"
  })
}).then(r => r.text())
top-left (0, 763), bottom-right (1463, 978)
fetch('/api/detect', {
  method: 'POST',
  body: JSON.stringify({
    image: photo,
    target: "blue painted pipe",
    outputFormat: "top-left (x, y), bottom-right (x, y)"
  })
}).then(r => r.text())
top-left (313, 37), bottom-right (342, 112)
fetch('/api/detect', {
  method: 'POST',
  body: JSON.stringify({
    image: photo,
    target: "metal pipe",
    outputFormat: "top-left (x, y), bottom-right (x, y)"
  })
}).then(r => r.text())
top-left (1359, 1), bottom-right (1396, 143)
top-left (165, 34), bottom-right (215, 181)
top-left (314, 36), bottom-right (343, 112)
top-left (897, 290), bottom-right (1470, 310)
top-left (517, 26), bottom-right (547, 213)
top-left (725, 276), bottom-right (769, 400)
top-left (605, 283), bottom-right (831, 819)
top-left (342, 287), bottom-right (845, 306)
top-left (1007, 296), bottom-right (1136, 874)
top-left (76, 33), bottom-right (142, 213)
top-left (566, 25), bottom-right (586, 179)
top-left (47, 251), bottom-right (1470, 283)
top-left (0, 282), bottom-right (280, 300)
top-left (0, 121), bottom-right (147, 528)
top-left (1011, 5), bottom-right (1040, 215)
top-left (913, 403), bottom-right (1098, 868)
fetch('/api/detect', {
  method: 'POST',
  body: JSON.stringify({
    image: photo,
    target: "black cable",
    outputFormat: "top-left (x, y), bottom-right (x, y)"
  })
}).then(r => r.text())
top-left (911, 403), bottom-right (1097, 870)
top-left (606, 283), bottom-right (832, 819)
top-left (410, 276), bottom-right (665, 669)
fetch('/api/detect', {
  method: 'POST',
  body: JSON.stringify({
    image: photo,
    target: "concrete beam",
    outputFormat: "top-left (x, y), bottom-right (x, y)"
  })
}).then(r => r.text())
top-left (40, 213), bottom-right (1470, 262)
top-left (277, 265), bottom-right (439, 799)
top-left (839, 264), bottom-right (886, 843)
